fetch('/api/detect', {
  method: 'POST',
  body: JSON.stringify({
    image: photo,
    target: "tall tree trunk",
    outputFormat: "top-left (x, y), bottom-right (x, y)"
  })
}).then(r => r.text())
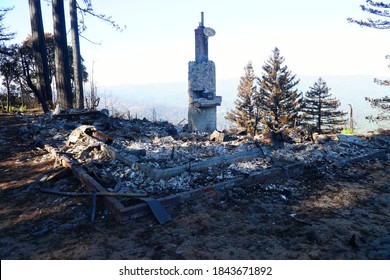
top-left (21, 56), bottom-right (49, 113)
top-left (19, 79), bottom-right (24, 106)
top-left (28, 0), bottom-right (53, 112)
top-left (69, 0), bottom-right (84, 109)
top-left (52, 0), bottom-right (73, 110)
top-left (5, 75), bottom-right (10, 111)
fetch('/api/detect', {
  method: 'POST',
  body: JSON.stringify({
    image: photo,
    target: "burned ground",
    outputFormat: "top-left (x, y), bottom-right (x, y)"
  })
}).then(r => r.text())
top-left (0, 111), bottom-right (390, 259)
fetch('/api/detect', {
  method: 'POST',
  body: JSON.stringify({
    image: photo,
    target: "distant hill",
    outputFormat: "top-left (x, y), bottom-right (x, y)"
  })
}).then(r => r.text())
top-left (100, 75), bottom-right (390, 133)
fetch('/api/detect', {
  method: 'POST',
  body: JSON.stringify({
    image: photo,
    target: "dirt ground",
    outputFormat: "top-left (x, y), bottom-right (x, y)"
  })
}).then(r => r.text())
top-left (1, 111), bottom-right (390, 260)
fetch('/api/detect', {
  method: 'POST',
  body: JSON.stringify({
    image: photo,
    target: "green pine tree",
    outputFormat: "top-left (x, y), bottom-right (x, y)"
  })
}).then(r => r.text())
top-left (348, 1), bottom-right (390, 125)
top-left (365, 95), bottom-right (390, 122)
top-left (257, 47), bottom-right (302, 133)
top-left (302, 77), bottom-right (347, 133)
top-left (225, 61), bottom-right (260, 135)
top-left (0, 7), bottom-right (15, 43)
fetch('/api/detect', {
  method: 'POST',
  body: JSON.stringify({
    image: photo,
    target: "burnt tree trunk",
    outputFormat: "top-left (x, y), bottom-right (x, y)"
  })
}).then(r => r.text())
top-left (52, 0), bottom-right (73, 110)
top-left (21, 56), bottom-right (49, 113)
top-left (69, 0), bottom-right (84, 109)
top-left (4, 73), bottom-right (10, 111)
top-left (28, 0), bottom-right (53, 111)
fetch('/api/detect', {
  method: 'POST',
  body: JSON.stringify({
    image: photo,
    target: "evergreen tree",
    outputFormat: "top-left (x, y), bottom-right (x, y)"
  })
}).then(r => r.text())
top-left (0, 45), bottom-right (19, 111)
top-left (19, 33), bottom-right (88, 111)
top-left (20, 33), bottom-right (89, 93)
top-left (302, 78), bottom-right (347, 133)
top-left (225, 61), bottom-right (260, 135)
top-left (365, 95), bottom-right (390, 122)
top-left (348, 1), bottom-right (390, 124)
top-left (348, 1), bottom-right (390, 29)
top-left (0, 7), bottom-right (15, 43)
top-left (257, 47), bottom-right (302, 133)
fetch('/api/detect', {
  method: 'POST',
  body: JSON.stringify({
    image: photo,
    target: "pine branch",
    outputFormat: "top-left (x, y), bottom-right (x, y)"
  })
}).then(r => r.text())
top-left (0, 7), bottom-right (16, 41)
top-left (348, 17), bottom-right (390, 29)
top-left (374, 78), bottom-right (390, 86)
top-left (361, 5), bottom-right (390, 18)
top-left (348, 1), bottom-right (390, 29)
top-left (366, 0), bottom-right (390, 9)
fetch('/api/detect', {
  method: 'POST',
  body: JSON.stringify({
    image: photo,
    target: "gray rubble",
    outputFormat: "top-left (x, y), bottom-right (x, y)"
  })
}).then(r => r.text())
top-left (18, 111), bottom-right (390, 198)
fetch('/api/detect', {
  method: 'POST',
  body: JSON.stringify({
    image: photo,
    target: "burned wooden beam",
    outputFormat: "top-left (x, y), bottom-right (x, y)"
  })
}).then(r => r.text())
top-left (44, 144), bottom-right (172, 224)
top-left (330, 150), bottom-right (388, 167)
top-left (52, 110), bottom-right (105, 119)
top-left (44, 144), bottom-right (129, 223)
top-left (26, 166), bottom-right (65, 192)
top-left (40, 188), bottom-right (148, 198)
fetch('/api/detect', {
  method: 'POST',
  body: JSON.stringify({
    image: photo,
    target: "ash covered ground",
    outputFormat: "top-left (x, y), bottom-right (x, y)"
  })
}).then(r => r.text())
top-left (1, 110), bottom-right (390, 259)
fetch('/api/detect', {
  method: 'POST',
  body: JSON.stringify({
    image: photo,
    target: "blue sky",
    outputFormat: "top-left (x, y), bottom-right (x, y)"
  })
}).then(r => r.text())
top-left (3, 0), bottom-right (390, 85)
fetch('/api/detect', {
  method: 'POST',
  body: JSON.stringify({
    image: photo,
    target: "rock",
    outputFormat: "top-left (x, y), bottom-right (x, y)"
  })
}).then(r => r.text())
top-left (209, 130), bottom-right (225, 142)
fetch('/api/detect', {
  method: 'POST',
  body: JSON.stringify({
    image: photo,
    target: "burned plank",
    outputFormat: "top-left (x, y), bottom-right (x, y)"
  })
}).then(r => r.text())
top-left (25, 166), bottom-right (65, 192)
top-left (52, 110), bottom-right (105, 120)
top-left (331, 150), bottom-right (388, 167)
top-left (44, 144), bottom-right (127, 223)
top-left (44, 144), bottom-right (172, 224)
top-left (40, 188), bottom-right (148, 198)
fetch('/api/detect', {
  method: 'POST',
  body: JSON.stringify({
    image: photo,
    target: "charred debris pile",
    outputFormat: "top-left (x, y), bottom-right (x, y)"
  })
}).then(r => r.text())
top-left (19, 110), bottom-right (390, 223)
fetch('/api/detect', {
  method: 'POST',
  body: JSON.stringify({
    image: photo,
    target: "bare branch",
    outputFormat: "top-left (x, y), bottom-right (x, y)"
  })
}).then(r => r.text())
top-left (79, 33), bottom-right (101, 45)
top-left (76, 0), bottom-right (125, 33)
